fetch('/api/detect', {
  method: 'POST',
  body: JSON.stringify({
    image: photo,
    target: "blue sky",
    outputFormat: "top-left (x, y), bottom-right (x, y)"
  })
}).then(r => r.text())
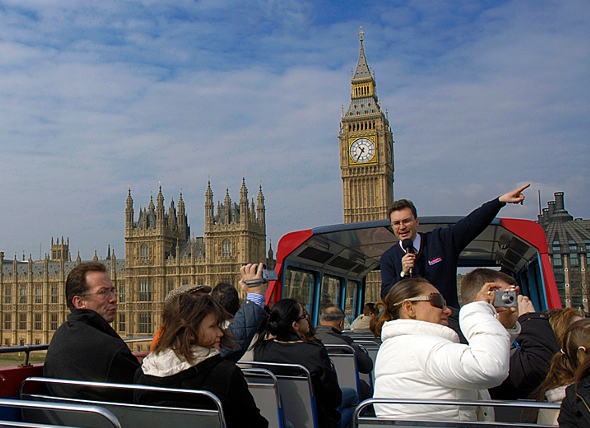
top-left (1, 0), bottom-right (589, 261)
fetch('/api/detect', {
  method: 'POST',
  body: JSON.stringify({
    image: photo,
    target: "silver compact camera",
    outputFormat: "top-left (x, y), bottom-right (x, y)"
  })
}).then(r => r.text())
top-left (493, 290), bottom-right (517, 308)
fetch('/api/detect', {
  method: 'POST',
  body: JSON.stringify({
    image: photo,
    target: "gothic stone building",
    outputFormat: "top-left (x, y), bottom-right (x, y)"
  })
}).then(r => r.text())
top-left (539, 192), bottom-right (590, 310)
top-left (0, 179), bottom-right (270, 347)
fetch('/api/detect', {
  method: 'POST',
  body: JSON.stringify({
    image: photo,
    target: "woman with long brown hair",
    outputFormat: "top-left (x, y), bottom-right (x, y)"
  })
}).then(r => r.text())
top-left (134, 293), bottom-right (268, 428)
top-left (535, 315), bottom-right (588, 425)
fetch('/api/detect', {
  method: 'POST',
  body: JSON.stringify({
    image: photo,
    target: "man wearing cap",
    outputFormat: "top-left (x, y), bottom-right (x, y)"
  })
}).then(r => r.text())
top-left (44, 262), bottom-right (140, 402)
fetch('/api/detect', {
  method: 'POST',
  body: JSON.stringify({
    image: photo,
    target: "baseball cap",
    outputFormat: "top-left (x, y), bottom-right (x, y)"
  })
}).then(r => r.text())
top-left (165, 284), bottom-right (211, 304)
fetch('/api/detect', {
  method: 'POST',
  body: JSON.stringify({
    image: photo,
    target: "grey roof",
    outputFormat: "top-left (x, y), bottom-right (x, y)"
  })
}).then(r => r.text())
top-left (1, 259), bottom-right (126, 279)
top-left (353, 39), bottom-right (372, 81)
top-left (344, 96), bottom-right (382, 119)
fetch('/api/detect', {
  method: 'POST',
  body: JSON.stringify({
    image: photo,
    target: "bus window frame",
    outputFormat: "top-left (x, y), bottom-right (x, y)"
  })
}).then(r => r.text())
top-left (281, 261), bottom-right (365, 326)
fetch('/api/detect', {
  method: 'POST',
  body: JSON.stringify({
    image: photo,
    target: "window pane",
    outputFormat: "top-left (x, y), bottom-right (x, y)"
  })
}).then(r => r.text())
top-left (320, 276), bottom-right (342, 314)
top-left (283, 268), bottom-right (315, 315)
top-left (343, 281), bottom-right (358, 329)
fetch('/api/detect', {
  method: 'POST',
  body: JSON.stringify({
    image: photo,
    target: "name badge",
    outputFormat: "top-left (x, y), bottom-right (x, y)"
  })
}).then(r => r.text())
top-left (428, 257), bottom-right (442, 266)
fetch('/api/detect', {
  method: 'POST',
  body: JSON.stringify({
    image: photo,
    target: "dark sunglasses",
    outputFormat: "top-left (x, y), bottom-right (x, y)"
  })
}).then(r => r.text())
top-left (397, 293), bottom-right (447, 309)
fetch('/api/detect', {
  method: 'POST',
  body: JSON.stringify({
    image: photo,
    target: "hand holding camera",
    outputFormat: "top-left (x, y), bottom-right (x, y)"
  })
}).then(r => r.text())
top-left (239, 263), bottom-right (277, 296)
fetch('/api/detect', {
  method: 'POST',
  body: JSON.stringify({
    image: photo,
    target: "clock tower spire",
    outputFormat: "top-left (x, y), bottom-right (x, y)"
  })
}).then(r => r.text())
top-left (339, 27), bottom-right (394, 223)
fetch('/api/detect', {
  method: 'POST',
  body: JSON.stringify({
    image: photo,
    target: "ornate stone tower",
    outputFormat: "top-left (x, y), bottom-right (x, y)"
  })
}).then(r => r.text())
top-left (339, 27), bottom-right (394, 223)
top-left (51, 237), bottom-right (71, 262)
top-left (204, 178), bottom-right (267, 285)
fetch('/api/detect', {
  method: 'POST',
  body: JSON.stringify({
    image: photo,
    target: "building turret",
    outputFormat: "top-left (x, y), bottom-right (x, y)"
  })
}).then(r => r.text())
top-left (205, 181), bottom-right (214, 226)
top-left (169, 197), bottom-right (177, 229)
top-left (240, 177), bottom-right (249, 225)
top-left (156, 185), bottom-right (165, 227)
top-left (257, 184), bottom-right (265, 225)
top-left (147, 195), bottom-right (155, 214)
top-left (178, 190), bottom-right (188, 236)
top-left (126, 188), bottom-right (134, 229)
top-left (76, 250), bottom-right (81, 265)
top-left (224, 189), bottom-right (231, 224)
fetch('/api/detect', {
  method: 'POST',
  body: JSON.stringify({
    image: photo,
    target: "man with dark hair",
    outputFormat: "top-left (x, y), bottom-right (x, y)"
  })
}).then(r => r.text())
top-left (315, 307), bottom-right (373, 400)
top-left (380, 184), bottom-right (529, 307)
top-left (462, 268), bottom-right (559, 400)
top-left (460, 268), bottom-right (516, 304)
top-left (44, 262), bottom-right (140, 401)
top-left (350, 303), bottom-right (376, 331)
top-left (211, 282), bottom-right (240, 318)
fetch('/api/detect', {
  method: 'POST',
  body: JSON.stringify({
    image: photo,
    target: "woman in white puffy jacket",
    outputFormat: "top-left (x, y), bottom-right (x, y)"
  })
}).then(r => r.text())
top-left (371, 277), bottom-right (511, 421)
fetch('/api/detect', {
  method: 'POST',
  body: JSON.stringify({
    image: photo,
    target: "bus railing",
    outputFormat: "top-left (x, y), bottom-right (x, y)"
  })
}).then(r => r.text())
top-left (354, 398), bottom-right (561, 427)
top-left (0, 337), bottom-right (154, 367)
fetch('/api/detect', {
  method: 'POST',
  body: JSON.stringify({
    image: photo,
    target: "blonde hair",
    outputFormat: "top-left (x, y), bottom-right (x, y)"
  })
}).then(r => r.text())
top-left (535, 318), bottom-right (590, 401)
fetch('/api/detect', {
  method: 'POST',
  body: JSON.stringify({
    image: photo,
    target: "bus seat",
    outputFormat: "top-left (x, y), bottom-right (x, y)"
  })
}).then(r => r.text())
top-left (323, 344), bottom-right (362, 400)
top-left (354, 397), bottom-right (560, 428)
top-left (19, 377), bottom-right (225, 428)
top-left (241, 368), bottom-right (285, 428)
top-left (0, 397), bottom-right (120, 428)
top-left (239, 362), bottom-right (318, 428)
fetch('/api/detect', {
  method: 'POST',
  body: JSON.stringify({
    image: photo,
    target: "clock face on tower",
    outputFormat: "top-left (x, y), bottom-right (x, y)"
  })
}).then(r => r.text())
top-left (349, 138), bottom-right (375, 163)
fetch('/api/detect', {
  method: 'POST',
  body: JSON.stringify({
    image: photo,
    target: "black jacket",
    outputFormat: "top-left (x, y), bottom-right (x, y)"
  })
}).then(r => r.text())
top-left (558, 377), bottom-right (590, 427)
top-left (314, 325), bottom-right (373, 374)
top-left (254, 334), bottom-right (342, 428)
top-left (43, 309), bottom-right (140, 402)
top-left (134, 354), bottom-right (268, 428)
top-left (380, 198), bottom-right (504, 307)
top-left (490, 312), bottom-right (559, 399)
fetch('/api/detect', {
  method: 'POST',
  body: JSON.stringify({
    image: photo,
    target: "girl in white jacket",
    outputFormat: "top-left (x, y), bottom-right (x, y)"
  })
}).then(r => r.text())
top-left (371, 278), bottom-right (510, 421)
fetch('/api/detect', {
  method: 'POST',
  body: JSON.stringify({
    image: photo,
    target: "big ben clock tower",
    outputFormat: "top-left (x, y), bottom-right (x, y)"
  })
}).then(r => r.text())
top-left (339, 27), bottom-right (394, 223)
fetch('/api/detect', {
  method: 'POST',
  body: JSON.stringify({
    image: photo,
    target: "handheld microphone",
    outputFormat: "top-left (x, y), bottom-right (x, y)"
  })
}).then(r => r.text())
top-left (402, 238), bottom-right (414, 276)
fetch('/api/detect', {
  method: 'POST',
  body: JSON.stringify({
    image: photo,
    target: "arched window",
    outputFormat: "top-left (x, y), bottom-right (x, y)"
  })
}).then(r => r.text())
top-left (222, 239), bottom-right (232, 257)
top-left (141, 245), bottom-right (149, 261)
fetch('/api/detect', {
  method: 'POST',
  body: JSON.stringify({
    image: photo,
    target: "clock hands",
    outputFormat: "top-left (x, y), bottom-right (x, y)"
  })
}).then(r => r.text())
top-left (356, 146), bottom-right (365, 161)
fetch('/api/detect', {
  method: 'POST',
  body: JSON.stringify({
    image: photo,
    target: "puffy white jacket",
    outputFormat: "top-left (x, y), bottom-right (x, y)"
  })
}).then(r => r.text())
top-left (373, 301), bottom-right (510, 421)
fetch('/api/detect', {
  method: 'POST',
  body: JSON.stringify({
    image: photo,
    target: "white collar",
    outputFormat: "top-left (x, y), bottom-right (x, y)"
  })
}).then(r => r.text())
top-left (399, 233), bottom-right (421, 253)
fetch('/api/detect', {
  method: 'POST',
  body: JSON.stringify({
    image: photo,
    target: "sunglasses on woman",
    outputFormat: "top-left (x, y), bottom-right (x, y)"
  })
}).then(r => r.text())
top-left (397, 293), bottom-right (447, 309)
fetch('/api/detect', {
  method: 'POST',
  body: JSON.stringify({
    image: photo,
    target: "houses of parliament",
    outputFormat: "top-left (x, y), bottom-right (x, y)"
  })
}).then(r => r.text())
top-left (0, 29), bottom-right (394, 345)
top-left (0, 179), bottom-right (270, 346)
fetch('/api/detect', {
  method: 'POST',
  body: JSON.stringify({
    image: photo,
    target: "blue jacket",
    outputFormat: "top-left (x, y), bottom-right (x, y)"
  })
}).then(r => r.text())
top-left (221, 299), bottom-right (268, 362)
top-left (380, 198), bottom-right (504, 307)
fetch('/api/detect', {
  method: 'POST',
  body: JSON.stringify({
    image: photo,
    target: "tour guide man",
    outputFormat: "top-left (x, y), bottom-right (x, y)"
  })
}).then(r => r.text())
top-left (380, 184), bottom-right (529, 308)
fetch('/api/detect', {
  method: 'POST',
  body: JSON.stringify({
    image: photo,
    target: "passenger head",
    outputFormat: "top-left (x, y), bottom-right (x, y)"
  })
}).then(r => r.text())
top-left (547, 308), bottom-right (585, 349)
top-left (66, 262), bottom-right (117, 323)
top-left (388, 199), bottom-right (419, 242)
top-left (155, 294), bottom-right (233, 360)
top-left (320, 307), bottom-right (345, 331)
top-left (211, 283), bottom-right (240, 317)
top-left (371, 278), bottom-right (451, 336)
top-left (265, 299), bottom-right (310, 340)
top-left (165, 284), bottom-right (211, 304)
top-left (535, 318), bottom-right (590, 401)
top-left (363, 303), bottom-right (376, 317)
top-left (460, 268), bottom-right (516, 305)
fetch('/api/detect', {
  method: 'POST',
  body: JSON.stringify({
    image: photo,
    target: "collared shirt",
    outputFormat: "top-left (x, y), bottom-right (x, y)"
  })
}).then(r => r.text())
top-left (398, 233), bottom-right (422, 254)
top-left (246, 293), bottom-right (265, 308)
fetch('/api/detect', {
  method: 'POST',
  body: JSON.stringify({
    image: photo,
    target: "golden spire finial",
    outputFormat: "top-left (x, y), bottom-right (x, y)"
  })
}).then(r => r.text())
top-left (359, 26), bottom-right (364, 42)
